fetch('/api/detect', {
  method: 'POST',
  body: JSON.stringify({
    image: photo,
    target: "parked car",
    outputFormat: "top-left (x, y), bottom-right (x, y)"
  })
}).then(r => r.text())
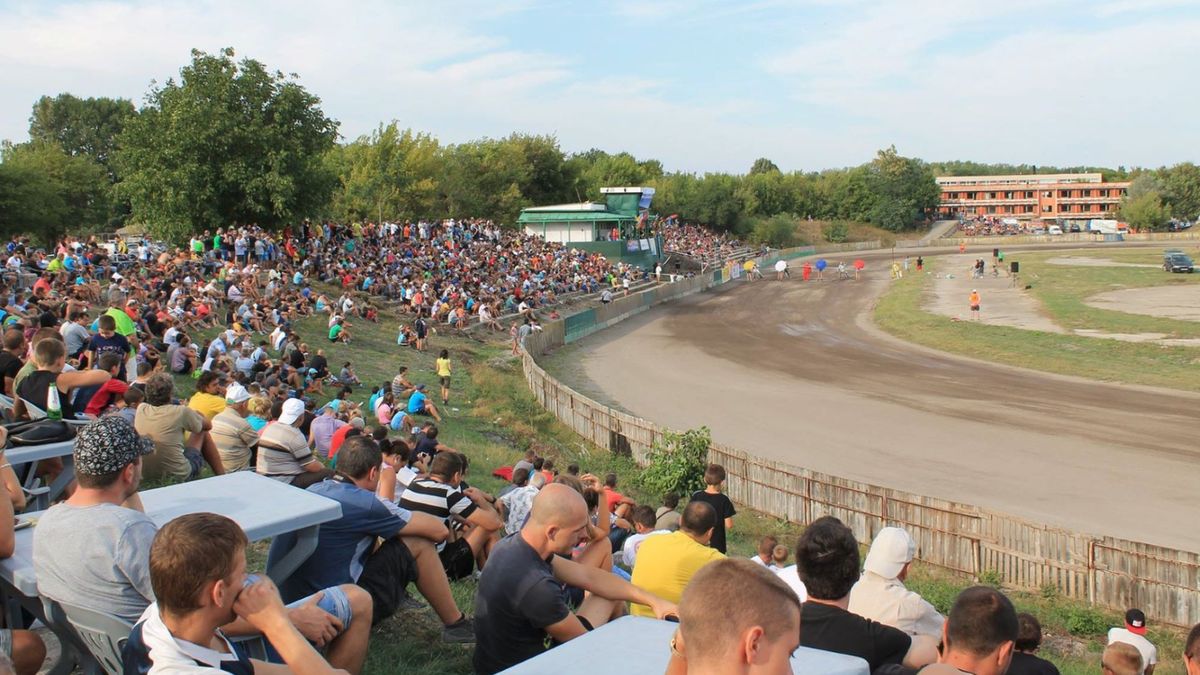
top-left (1164, 253), bottom-right (1194, 273)
top-left (1068, 223), bottom-right (1082, 233)
top-left (1047, 225), bottom-right (1063, 235)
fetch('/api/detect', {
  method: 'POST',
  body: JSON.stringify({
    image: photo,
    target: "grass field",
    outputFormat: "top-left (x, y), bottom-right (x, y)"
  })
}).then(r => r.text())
top-left (875, 248), bottom-right (1200, 391)
top-left (163, 294), bottom-right (1189, 674)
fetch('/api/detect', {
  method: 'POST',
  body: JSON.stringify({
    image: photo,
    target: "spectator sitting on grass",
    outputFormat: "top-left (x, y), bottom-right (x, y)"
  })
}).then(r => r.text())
top-left (796, 516), bottom-right (936, 672)
top-left (630, 501), bottom-right (723, 615)
top-left (751, 535), bottom-right (778, 568)
top-left (655, 492), bottom-right (682, 531)
top-left (407, 383), bottom-right (442, 422)
top-left (399, 451), bottom-right (504, 580)
top-left (472, 483), bottom-right (679, 674)
top-left (1007, 612), bottom-right (1060, 675)
top-left (82, 352), bottom-right (130, 416)
top-left (932, 586), bottom-right (1018, 675)
top-left (17, 336), bottom-right (110, 419)
top-left (1109, 608), bottom-right (1157, 675)
top-left (1103, 642), bottom-right (1144, 675)
top-left (603, 472), bottom-right (636, 521)
top-left (498, 469), bottom-right (545, 536)
top-left (269, 436), bottom-right (475, 642)
top-left (211, 383), bottom-right (258, 472)
top-left (1182, 622), bottom-right (1200, 675)
top-left (135, 373), bottom-right (225, 480)
top-left (620, 505), bottom-right (669, 570)
top-left (849, 527), bottom-right (945, 639)
top-left (664, 558), bottom-right (801, 675)
top-left (257, 398), bottom-right (333, 488)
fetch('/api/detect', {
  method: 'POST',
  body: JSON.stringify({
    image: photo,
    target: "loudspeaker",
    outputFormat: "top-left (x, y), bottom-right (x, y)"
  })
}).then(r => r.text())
top-left (993, 248), bottom-right (999, 258)
top-left (1010, 261), bottom-right (1020, 274)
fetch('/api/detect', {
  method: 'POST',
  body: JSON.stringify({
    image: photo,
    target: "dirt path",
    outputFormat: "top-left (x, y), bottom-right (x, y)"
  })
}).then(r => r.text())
top-left (926, 254), bottom-right (1063, 332)
top-left (571, 255), bottom-right (1200, 551)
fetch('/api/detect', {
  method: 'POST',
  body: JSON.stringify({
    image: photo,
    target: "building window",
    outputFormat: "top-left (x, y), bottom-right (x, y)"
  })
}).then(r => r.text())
top-left (1060, 190), bottom-right (1069, 198)
top-left (987, 206), bottom-right (996, 214)
top-left (1043, 205), bottom-right (1053, 212)
top-left (1005, 191), bottom-right (1014, 199)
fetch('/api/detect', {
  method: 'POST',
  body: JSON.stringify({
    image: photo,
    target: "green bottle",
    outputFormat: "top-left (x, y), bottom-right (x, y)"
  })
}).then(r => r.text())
top-left (46, 382), bottom-right (63, 421)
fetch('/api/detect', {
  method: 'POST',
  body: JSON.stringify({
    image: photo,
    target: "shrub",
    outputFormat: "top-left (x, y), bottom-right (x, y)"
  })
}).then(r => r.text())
top-left (1063, 606), bottom-right (1109, 636)
top-left (822, 220), bottom-right (850, 243)
top-left (978, 569), bottom-right (1003, 587)
top-left (635, 426), bottom-right (712, 497)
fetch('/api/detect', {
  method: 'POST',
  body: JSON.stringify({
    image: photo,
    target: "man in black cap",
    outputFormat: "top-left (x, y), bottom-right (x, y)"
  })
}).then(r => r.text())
top-left (1108, 608), bottom-right (1157, 674)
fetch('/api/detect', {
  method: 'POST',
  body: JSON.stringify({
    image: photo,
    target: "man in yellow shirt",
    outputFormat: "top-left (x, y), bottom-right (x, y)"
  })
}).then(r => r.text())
top-left (630, 501), bottom-right (724, 617)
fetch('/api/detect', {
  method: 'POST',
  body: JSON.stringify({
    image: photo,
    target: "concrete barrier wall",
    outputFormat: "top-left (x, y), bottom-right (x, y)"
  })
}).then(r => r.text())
top-left (518, 249), bottom-right (1200, 626)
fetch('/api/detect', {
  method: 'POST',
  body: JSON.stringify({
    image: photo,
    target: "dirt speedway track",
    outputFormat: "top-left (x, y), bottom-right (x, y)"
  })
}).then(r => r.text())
top-left (574, 248), bottom-right (1200, 551)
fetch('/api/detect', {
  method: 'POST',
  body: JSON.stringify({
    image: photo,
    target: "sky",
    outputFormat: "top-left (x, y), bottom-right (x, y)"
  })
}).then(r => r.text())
top-left (0, 0), bottom-right (1197, 174)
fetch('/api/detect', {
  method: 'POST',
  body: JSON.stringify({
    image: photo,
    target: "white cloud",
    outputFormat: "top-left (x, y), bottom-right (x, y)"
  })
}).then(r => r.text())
top-left (0, 0), bottom-right (1195, 172)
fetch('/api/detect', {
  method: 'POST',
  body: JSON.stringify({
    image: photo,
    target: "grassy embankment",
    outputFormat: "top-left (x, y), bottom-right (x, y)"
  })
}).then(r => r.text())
top-left (875, 247), bottom-right (1200, 392)
top-left (172, 290), bottom-right (1187, 674)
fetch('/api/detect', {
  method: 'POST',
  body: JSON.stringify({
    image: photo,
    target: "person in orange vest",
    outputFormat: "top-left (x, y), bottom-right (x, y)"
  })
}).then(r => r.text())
top-left (802, 261), bottom-right (812, 281)
top-left (959, 242), bottom-right (966, 254)
top-left (968, 289), bottom-right (981, 321)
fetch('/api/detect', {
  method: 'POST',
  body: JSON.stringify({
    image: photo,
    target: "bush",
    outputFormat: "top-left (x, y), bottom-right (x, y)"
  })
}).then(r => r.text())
top-left (1063, 606), bottom-right (1110, 636)
top-left (750, 215), bottom-right (797, 248)
top-left (635, 427), bottom-right (712, 497)
top-left (978, 569), bottom-right (1003, 587)
top-left (822, 220), bottom-right (850, 243)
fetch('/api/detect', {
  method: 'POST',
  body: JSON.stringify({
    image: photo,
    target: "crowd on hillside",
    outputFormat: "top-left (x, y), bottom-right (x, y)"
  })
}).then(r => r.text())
top-left (0, 221), bottom-right (1176, 675)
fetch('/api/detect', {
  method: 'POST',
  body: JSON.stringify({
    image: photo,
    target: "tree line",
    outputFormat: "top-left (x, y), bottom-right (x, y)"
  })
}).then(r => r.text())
top-left (1, 48), bottom-right (1197, 246)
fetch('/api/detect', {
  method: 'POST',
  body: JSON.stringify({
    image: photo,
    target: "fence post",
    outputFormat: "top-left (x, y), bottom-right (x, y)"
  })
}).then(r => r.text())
top-left (1088, 539), bottom-right (1097, 605)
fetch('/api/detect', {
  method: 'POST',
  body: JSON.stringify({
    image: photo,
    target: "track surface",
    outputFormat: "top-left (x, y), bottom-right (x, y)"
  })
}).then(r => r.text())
top-left (573, 248), bottom-right (1200, 551)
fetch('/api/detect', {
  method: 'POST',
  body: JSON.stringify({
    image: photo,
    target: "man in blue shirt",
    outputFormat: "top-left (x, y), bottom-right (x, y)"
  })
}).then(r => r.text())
top-left (268, 436), bottom-right (474, 642)
top-left (407, 383), bottom-right (442, 422)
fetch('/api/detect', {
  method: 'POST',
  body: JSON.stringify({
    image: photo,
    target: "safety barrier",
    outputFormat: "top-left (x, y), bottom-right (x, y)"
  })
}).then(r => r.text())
top-left (518, 250), bottom-right (1200, 627)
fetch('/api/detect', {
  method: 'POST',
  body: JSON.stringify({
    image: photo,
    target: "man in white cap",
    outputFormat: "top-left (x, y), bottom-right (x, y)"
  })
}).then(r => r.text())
top-left (848, 527), bottom-right (945, 639)
top-left (211, 382), bottom-right (258, 472)
top-left (257, 398), bottom-right (333, 488)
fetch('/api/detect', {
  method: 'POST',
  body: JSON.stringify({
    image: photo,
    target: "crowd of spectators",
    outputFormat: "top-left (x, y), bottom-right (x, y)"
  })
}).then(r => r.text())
top-left (0, 222), bottom-right (1183, 675)
top-left (657, 219), bottom-right (746, 263)
top-left (956, 216), bottom-right (1036, 236)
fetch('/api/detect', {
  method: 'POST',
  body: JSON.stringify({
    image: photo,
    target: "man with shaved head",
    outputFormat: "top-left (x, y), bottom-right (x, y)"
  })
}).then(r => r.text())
top-left (472, 483), bottom-right (679, 674)
top-left (665, 558), bottom-right (802, 675)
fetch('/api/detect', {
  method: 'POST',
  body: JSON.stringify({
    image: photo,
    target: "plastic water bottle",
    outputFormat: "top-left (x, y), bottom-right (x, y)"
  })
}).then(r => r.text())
top-left (46, 383), bottom-right (63, 421)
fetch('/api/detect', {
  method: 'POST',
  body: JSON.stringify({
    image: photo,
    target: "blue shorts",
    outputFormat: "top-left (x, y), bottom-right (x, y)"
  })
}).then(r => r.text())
top-left (251, 586), bottom-right (353, 662)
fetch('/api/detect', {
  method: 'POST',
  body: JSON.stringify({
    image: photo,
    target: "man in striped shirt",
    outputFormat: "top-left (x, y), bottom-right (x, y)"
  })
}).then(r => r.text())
top-left (399, 452), bottom-right (503, 580)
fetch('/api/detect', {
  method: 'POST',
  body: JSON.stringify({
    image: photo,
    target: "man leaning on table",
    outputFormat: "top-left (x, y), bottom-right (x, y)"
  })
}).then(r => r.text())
top-left (32, 417), bottom-right (373, 674)
top-left (472, 483), bottom-right (679, 675)
top-left (124, 513), bottom-right (344, 675)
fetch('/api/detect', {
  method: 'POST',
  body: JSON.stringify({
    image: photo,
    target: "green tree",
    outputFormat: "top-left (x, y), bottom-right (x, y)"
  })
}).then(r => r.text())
top-left (1158, 163), bottom-right (1200, 221)
top-left (0, 140), bottom-right (109, 243)
top-left (29, 94), bottom-right (135, 180)
top-left (1119, 191), bottom-right (1169, 231)
top-left (863, 146), bottom-right (939, 231)
top-left (116, 48), bottom-right (339, 242)
top-left (749, 157), bottom-right (780, 175)
top-left (334, 123), bottom-right (441, 222)
top-left (440, 138), bottom-right (531, 222)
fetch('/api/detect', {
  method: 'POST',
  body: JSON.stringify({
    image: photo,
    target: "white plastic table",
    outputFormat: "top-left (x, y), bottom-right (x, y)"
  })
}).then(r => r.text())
top-left (7, 440), bottom-right (77, 506)
top-left (0, 472), bottom-right (341, 674)
top-left (500, 615), bottom-right (869, 674)
top-left (138, 472), bottom-right (343, 582)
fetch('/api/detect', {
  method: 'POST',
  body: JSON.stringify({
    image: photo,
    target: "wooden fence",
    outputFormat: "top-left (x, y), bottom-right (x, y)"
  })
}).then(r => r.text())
top-left (519, 258), bottom-right (1200, 627)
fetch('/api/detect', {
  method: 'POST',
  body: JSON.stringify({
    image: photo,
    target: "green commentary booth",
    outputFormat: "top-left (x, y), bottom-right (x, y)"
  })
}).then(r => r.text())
top-left (517, 187), bottom-right (663, 268)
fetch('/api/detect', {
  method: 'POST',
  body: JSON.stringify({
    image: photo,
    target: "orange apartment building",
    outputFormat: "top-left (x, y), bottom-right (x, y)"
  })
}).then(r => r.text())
top-left (936, 173), bottom-right (1130, 220)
